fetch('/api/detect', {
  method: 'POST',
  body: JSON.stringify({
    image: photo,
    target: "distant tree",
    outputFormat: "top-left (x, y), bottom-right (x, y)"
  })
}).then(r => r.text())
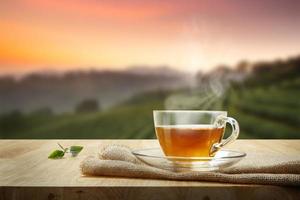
top-left (75, 99), bottom-right (100, 113)
top-left (0, 110), bottom-right (25, 133)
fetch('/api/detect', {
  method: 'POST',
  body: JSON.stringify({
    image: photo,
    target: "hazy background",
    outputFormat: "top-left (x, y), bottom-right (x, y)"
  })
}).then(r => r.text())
top-left (0, 0), bottom-right (299, 139)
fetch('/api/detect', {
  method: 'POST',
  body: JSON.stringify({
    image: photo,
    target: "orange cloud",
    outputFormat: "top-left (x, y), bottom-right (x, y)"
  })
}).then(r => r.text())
top-left (21, 0), bottom-right (191, 22)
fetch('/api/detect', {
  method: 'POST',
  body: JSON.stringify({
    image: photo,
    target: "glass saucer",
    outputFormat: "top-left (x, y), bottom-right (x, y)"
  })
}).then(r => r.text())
top-left (132, 148), bottom-right (246, 172)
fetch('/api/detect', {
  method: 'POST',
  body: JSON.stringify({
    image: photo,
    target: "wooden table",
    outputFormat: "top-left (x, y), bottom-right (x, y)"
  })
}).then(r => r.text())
top-left (0, 140), bottom-right (299, 200)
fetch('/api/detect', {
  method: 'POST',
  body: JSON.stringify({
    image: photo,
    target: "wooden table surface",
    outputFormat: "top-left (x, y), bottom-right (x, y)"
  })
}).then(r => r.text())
top-left (0, 139), bottom-right (300, 200)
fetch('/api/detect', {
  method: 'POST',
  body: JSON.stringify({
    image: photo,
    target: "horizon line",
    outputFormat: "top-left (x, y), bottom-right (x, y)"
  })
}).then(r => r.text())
top-left (0, 53), bottom-right (299, 78)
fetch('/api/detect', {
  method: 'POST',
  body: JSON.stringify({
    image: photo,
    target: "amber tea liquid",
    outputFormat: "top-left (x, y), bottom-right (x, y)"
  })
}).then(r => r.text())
top-left (156, 125), bottom-right (224, 157)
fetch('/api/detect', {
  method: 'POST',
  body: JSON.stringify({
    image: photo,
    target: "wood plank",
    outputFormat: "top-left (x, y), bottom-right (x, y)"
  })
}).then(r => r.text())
top-left (1, 186), bottom-right (300, 200)
top-left (0, 140), bottom-right (300, 200)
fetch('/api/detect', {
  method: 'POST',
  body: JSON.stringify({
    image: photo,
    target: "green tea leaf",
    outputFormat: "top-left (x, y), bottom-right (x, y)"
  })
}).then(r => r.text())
top-left (48, 150), bottom-right (65, 159)
top-left (70, 146), bottom-right (83, 157)
top-left (70, 146), bottom-right (83, 152)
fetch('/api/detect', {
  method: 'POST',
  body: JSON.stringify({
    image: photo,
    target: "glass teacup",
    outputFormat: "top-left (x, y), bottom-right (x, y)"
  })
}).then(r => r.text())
top-left (153, 110), bottom-right (239, 157)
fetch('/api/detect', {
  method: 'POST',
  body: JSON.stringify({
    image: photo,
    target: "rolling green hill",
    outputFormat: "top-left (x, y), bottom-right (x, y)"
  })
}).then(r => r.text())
top-left (0, 91), bottom-right (166, 139)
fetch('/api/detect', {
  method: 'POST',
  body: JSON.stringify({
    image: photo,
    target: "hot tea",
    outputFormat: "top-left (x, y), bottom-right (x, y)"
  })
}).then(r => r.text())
top-left (155, 125), bottom-right (224, 157)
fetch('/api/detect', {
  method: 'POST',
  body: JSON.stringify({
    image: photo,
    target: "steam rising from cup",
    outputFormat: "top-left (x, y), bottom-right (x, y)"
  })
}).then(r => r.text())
top-left (164, 72), bottom-right (230, 110)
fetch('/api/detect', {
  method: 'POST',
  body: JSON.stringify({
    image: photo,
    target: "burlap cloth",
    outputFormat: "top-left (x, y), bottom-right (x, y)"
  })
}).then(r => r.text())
top-left (80, 145), bottom-right (300, 186)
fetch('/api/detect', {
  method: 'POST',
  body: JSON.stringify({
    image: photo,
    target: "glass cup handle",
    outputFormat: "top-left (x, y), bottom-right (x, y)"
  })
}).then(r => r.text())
top-left (211, 116), bottom-right (240, 154)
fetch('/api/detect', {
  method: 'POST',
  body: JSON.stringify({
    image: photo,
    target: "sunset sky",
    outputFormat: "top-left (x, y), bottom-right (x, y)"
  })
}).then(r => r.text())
top-left (1, 0), bottom-right (300, 75)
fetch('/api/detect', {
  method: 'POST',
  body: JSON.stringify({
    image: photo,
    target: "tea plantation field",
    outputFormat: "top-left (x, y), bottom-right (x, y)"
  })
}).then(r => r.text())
top-left (1, 77), bottom-right (299, 139)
